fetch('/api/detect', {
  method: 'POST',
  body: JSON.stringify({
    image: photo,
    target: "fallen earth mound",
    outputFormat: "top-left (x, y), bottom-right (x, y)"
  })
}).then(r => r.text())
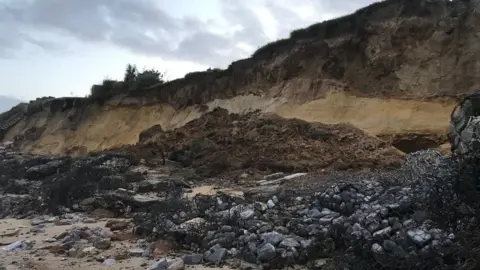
top-left (116, 108), bottom-right (403, 177)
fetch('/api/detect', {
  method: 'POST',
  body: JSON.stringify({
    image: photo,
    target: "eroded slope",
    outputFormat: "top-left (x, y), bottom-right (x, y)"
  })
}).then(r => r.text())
top-left (1, 0), bottom-right (478, 155)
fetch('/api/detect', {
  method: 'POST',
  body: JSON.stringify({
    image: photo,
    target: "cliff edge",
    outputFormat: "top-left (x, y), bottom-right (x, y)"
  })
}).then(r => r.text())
top-left (2, 0), bottom-right (479, 155)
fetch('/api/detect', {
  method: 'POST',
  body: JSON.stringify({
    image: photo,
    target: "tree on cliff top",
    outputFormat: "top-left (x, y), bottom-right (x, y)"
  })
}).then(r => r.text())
top-left (89, 63), bottom-right (165, 101)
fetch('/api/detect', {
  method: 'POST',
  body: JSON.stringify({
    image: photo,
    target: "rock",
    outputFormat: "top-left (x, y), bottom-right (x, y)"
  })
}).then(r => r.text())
top-left (168, 259), bottom-right (184, 270)
top-left (55, 219), bottom-right (72, 226)
top-left (314, 258), bottom-right (328, 268)
top-left (254, 202), bottom-right (268, 212)
top-left (307, 208), bottom-right (322, 218)
top-left (31, 219), bottom-right (44, 226)
top-left (257, 243), bottom-right (276, 261)
top-left (382, 240), bottom-right (398, 252)
top-left (83, 218), bottom-right (97, 224)
top-left (114, 250), bottom-right (130, 260)
top-left (103, 259), bottom-right (116, 266)
top-left (371, 243), bottom-right (385, 254)
top-left (240, 209), bottom-right (255, 219)
top-left (407, 229), bottom-right (432, 247)
top-left (204, 245), bottom-right (228, 265)
top-left (373, 226), bottom-right (392, 241)
top-left (105, 219), bottom-right (129, 230)
top-left (1, 240), bottom-right (33, 252)
top-left (279, 238), bottom-right (300, 248)
top-left (177, 218), bottom-right (208, 232)
top-left (260, 232), bottom-right (284, 246)
top-left (149, 259), bottom-right (169, 270)
top-left (82, 247), bottom-right (97, 254)
top-left (67, 248), bottom-right (79, 257)
top-left (43, 238), bottom-right (57, 243)
top-left (128, 248), bottom-right (144, 257)
top-left (264, 172), bottom-right (284, 180)
top-left (183, 254), bottom-right (203, 265)
top-left (240, 261), bottom-right (262, 270)
top-left (93, 239), bottom-right (111, 250)
top-left (267, 200), bottom-right (275, 208)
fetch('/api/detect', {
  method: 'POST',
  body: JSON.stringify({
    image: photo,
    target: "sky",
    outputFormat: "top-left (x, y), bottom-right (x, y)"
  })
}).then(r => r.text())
top-left (0, 0), bottom-right (376, 101)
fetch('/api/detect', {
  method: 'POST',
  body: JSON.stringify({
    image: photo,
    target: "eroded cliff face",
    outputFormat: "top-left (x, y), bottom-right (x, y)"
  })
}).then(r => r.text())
top-left (2, 0), bottom-right (479, 155)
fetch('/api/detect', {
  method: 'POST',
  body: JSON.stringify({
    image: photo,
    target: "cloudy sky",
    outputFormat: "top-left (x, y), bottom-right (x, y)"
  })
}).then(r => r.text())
top-left (0, 0), bottom-right (374, 101)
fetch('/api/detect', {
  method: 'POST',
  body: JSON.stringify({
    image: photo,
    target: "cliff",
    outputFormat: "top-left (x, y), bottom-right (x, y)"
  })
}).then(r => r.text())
top-left (2, 0), bottom-right (479, 155)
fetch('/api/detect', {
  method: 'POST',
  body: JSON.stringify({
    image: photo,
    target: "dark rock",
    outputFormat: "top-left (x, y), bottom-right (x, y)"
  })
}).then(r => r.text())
top-left (183, 254), bottom-right (203, 265)
top-left (257, 243), bottom-right (276, 261)
top-left (204, 245), bottom-right (228, 265)
top-left (260, 232), bottom-right (284, 246)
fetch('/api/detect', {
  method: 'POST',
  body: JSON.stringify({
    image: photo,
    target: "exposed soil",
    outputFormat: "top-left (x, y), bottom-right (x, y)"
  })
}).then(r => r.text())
top-left (113, 108), bottom-right (404, 177)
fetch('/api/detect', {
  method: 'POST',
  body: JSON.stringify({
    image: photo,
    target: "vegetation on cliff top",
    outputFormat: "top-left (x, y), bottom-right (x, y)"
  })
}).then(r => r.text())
top-left (89, 64), bottom-right (166, 102)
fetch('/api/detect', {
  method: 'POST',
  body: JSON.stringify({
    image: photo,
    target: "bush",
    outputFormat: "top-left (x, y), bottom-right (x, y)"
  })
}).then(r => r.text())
top-left (89, 64), bottom-right (165, 102)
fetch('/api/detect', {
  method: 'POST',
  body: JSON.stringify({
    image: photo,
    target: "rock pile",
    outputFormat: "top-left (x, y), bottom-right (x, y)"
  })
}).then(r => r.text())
top-left (135, 164), bottom-right (458, 269)
top-left (114, 108), bottom-right (403, 177)
top-left (0, 140), bottom-right (472, 269)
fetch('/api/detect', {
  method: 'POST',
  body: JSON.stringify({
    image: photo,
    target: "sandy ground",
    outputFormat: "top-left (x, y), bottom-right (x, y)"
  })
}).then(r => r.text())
top-left (0, 218), bottom-right (233, 270)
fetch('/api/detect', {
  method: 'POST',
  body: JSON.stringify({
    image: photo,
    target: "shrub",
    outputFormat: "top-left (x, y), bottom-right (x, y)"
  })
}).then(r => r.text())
top-left (89, 64), bottom-right (166, 102)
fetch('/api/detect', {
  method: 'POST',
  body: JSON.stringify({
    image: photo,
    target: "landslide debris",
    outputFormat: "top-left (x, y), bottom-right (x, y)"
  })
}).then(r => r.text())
top-left (0, 138), bottom-right (478, 270)
top-left (119, 108), bottom-right (403, 177)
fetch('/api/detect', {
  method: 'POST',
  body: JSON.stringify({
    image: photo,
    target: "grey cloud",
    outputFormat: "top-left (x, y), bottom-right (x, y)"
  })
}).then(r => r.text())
top-left (310, 0), bottom-right (377, 17)
top-left (221, 0), bottom-right (269, 46)
top-left (0, 0), bottom-right (375, 66)
top-left (265, 1), bottom-right (308, 38)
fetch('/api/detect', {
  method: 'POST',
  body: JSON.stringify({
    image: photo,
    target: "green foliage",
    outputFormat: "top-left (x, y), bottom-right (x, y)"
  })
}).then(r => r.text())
top-left (89, 64), bottom-right (166, 101)
top-left (124, 64), bottom-right (137, 91)
top-left (136, 68), bottom-right (165, 89)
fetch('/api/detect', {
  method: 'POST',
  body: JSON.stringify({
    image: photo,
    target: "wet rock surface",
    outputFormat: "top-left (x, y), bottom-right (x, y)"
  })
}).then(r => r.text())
top-left (0, 140), bottom-right (471, 269)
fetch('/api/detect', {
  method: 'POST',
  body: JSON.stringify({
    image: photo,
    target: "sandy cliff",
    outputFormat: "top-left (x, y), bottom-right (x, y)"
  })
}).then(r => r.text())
top-left (2, 0), bottom-right (479, 155)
